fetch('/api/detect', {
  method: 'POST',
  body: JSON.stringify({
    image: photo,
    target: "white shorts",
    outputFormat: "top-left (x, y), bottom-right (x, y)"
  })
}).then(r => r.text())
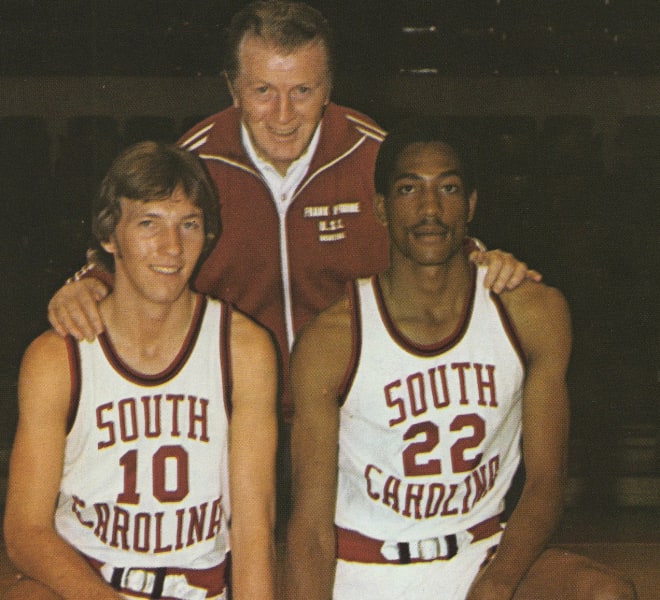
top-left (333, 531), bottom-right (502, 600)
top-left (121, 591), bottom-right (226, 600)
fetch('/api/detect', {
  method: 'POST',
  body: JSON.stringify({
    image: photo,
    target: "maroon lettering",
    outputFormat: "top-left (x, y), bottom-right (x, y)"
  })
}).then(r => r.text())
top-left (206, 497), bottom-right (224, 540)
top-left (488, 455), bottom-right (500, 490)
top-left (385, 362), bottom-right (498, 425)
top-left (451, 362), bottom-right (471, 405)
top-left (406, 373), bottom-right (427, 417)
top-left (450, 413), bottom-right (485, 473)
top-left (118, 398), bottom-right (138, 442)
top-left (365, 464), bottom-right (382, 500)
top-left (440, 483), bottom-right (459, 516)
top-left (133, 512), bottom-right (151, 552)
top-left (69, 496), bottom-right (225, 552)
top-left (402, 421), bottom-right (441, 476)
top-left (382, 476), bottom-right (401, 513)
top-left (154, 512), bottom-right (172, 553)
top-left (429, 366), bottom-right (450, 408)
top-left (153, 445), bottom-right (189, 503)
top-left (110, 506), bottom-right (130, 549)
top-left (188, 396), bottom-right (209, 441)
top-left (174, 508), bottom-right (185, 550)
top-left (186, 502), bottom-right (208, 546)
top-left (142, 395), bottom-right (162, 437)
top-left (96, 402), bottom-right (115, 449)
top-left (402, 483), bottom-right (424, 519)
top-left (117, 449), bottom-right (140, 504)
top-left (474, 364), bottom-right (497, 407)
top-left (424, 483), bottom-right (445, 517)
top-left (93, 502), bottom-right (110, 542)
top-left (462, 473), bottom-right (472, 514)
top-left (364, 454), bottom-right (503, 521)
top-left (71, 495), bottom-right (93, 528)
top-left (384, 380), bottom-right (405, 427)
top-left (471, 465), bottom-right (489, 506)
top-left (166, 394), bottom-right (185, 436)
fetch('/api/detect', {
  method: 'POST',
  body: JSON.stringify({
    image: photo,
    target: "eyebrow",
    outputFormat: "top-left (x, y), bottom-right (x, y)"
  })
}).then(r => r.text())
top-left (139, 208), bottom-right (203, 219)
top-left (393, 168), bottom-right (463, 182)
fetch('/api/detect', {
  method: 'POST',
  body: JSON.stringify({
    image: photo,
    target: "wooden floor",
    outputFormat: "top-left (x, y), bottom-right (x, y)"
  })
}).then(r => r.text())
top-left (1, 508), bottom-right (659, 599)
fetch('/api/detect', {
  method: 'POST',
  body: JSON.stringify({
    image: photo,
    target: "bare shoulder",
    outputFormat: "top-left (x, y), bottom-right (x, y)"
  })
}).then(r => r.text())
top-left (289, 294), bottom-right (354, 408)
top-left (228, 310), bottom-right (278, 418)
top-left (22, 329), bottom-right (69, 363)
top-left (229, 309), bottom-right (277, 362)
top-left (292, 294), bottom-right (353, 364)
top-left (20, 331), bottom-right (70, 382)
top-left (500, 279), bottom-right (568, 323)
top-left (18, 330), bottom-right (72, 415)
top-left (498, 280), bottom-right (571, 353)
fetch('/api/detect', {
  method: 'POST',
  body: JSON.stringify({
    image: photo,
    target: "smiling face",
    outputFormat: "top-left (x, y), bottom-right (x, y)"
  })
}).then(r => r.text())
top-left (228, 34), bottom-right (331, 175)
top-left (375, 141), bottom-right (476, 268)
top-left (101, 186), bottom-right (205, 307)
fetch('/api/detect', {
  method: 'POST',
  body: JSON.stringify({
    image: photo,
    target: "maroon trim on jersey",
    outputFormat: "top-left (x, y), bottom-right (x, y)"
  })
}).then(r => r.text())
top-left (98, 294), bottom-right (208, 386)
top-left (220, 302), bottom-right (233, 419)
top-left (65, 336), bottom-right (82, 434)
top-left (372, 269), bottom-right (477, 357)
top-left (337, 281), bottom-right (362, 407)
top-left (490, 292), bottom-right (527, 367)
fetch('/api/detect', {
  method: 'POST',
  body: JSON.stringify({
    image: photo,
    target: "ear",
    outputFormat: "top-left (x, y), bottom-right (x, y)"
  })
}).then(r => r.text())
top-left (467, 190), bottom-right (477, 223)
top-left (322, 75), bottom-right (332, 107)
top-left (224, 72), bottom-right (240, 108)
top-left (101, 236), bottom-right (118, 256)
top-left (373, 193), bottom-right (388, 226)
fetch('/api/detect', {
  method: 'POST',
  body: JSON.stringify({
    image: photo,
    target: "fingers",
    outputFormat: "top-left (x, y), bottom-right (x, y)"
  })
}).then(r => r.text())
top-left (525, 269), bottom-right (543, 283)
top-left (470, 250), bottom-right (543, 294)
top-left (47, 279), bottom-right (107, 341)
top-left (492, 254), bottom-right (519, 294)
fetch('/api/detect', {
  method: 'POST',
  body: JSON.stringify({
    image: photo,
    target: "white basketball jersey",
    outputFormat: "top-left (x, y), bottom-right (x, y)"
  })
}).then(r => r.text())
top-left (336, 268), bottom-right (525, 542)
top-left (55, 296), bottom-right (231, 569)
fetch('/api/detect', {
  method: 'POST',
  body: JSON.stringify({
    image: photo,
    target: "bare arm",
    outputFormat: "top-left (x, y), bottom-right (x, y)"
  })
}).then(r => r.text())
top-left (3, 332), bottom-right (123, 599)
top-left (466, 283), bottom-right (571, 600)
top-left (48, 275), bottom-right (109, 341)
top-left (227, 311), bottom-right (278, 600)
top-left (285, 299), bottom-right (352, 600)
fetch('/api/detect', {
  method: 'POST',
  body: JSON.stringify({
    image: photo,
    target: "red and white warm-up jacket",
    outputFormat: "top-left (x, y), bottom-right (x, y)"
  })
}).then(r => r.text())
top-left (179, 103), bottom-right (388, 416)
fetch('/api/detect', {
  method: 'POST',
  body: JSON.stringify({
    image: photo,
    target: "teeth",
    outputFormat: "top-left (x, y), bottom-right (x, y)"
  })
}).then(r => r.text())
top-left (271, 128), bottom-right (296, 136)
top-left (151, 266), bottom-right (180, 274)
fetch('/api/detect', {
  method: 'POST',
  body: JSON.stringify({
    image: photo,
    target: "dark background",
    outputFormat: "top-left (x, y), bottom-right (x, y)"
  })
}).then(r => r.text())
top-left (0, 0), bottom-right (658, 511)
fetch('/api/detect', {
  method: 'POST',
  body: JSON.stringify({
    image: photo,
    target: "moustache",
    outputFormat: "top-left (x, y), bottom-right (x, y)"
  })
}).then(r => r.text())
top-left (411, 217), bottom-right (450, 235)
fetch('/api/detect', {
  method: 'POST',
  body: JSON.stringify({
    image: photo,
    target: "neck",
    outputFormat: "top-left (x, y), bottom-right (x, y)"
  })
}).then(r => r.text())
top-left (384, 253), bottom-right (472, 308)
top-left (273, 159), bottom-right (292, 177)
top-left (99, 287), bottom-right (198, 373)
top-left (378, 256), bottom-right (473, 344)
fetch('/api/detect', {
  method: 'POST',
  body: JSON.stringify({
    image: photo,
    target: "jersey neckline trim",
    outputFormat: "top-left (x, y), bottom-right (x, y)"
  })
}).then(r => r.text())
top-left (371, 268), bottom-right (477, 357)
top-left (97, 294), bottom-right (208, 386)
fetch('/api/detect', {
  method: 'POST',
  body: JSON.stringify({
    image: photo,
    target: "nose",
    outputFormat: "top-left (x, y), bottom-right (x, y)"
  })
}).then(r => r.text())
top-left (161, 225), bottom-right (183, 256)
top-left (274, 93), bottom-right (294, 124)
top-left (420, 185), bottom-right (443, 217)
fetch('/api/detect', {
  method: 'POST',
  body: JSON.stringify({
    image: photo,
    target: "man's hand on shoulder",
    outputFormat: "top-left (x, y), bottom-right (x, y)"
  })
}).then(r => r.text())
top-left (48, 277), bottom-right (108, 341)
top-left (469, 248), bottom-right (542, 294)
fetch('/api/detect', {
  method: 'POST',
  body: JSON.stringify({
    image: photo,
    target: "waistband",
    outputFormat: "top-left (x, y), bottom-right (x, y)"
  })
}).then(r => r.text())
top-left (336, 514), bottom-right (502, 564)
top-left (85, 554), bottom-right (227, 599)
